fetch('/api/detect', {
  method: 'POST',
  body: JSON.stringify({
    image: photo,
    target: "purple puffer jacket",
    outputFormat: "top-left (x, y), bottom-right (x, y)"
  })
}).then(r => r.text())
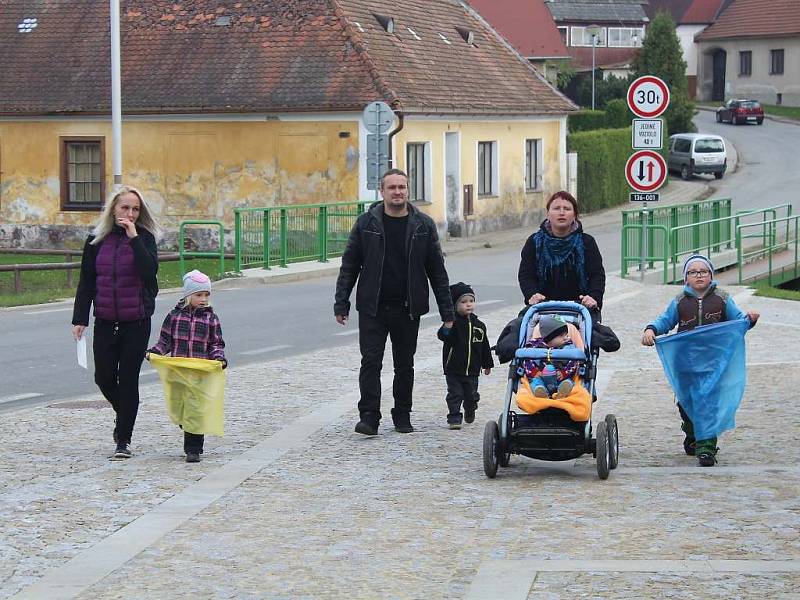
top-left (94, 231), bottom-right (144, 321)
top-left (72, 227), bottom-right (159, 325)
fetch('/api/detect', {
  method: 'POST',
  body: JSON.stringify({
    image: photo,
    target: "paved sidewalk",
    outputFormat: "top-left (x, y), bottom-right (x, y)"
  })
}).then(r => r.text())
top-left (2, 273), bottom-right (799, 599)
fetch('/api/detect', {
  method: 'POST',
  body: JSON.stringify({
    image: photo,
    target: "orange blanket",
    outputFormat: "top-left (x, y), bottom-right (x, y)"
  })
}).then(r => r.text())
top-left (516, 376), bottom-right (592, 422)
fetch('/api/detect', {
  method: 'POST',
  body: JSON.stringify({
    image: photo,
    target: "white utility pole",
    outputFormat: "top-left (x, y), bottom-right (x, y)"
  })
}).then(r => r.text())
top-left (110, 0), bottom-right (122, 186)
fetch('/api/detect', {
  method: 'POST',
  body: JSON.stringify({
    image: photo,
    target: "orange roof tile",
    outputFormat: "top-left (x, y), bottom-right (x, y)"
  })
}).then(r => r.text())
top-left (696, 0), bottom-right (800, 40)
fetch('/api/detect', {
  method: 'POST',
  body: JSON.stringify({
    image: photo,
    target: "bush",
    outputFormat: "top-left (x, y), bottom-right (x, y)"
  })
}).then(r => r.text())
top-left (604, 99), bottom-right (632, 129)
top-left (568, 110), bottom-right (607, 132)
top-left (567, 127), bottom-right (632, 213)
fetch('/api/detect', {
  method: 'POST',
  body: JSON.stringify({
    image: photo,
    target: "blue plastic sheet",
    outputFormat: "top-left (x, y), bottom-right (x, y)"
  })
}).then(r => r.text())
top-left (655, 319), bottom-right (750, 440)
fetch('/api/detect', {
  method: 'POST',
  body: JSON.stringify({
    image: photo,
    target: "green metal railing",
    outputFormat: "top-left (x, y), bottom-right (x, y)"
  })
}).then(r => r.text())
top-left (736, 214), bottom-right (800, 285)
top-left (179, 220), bottom-right (225, 277)
top-left (234, 201), bottom-right (370, 271)
top-left (621, 201), bottom-right (794, 283)
top-left (620, 223), bottom-right (670, 280)
top-left (621, 198), bottom-right (732, 276)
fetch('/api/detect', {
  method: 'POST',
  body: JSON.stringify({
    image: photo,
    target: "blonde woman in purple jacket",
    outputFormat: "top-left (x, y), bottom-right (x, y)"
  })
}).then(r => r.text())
top-left (72, 186), bottom-right (160, 460)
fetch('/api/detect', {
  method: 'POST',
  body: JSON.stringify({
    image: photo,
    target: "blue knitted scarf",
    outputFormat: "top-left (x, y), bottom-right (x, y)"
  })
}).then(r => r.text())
top-left (533, 222), bottom-right (588, 291)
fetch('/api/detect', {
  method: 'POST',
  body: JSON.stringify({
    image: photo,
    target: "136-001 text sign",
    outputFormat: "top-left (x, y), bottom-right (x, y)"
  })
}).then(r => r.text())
top-left (630, 192), bottom-right (660, 202)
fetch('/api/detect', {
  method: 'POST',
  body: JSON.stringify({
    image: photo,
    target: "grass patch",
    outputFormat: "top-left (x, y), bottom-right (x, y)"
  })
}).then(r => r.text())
top-left (760, 104), bottom-right (800, 121)
top-left (751, 283), bottom-right (800, 302)
top-left (0, 254), bottom-right (234, 308)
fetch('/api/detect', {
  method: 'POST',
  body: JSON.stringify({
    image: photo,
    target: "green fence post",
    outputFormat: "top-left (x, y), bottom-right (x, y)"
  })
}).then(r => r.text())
top-left (280, 208), bottom-right (288, 268)
top-left (234, 210), bottom-right (242, 272)
top-left (620, 225), bottom-right (628, 278)
top-left (319, 206), bottom-right (329, 262)
top-left (263, 209), bottom-right (271, 270)
top-left (712, 202), bottom-right (720, 252)
top-left (692, 204), bottom-right (700, 252)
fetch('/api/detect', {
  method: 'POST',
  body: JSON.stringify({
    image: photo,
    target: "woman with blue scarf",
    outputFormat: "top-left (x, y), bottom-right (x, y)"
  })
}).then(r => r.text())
top-left (518, 191), bottom-right (606, 317)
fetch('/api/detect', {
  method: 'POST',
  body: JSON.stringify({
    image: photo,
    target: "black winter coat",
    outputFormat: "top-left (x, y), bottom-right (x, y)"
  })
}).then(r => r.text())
top-left (334, 202), bottom-right (454, 320)
top-left (437, 313), bottom-right (494, 376)
top-left (517, 221), bottom-right (606, 309)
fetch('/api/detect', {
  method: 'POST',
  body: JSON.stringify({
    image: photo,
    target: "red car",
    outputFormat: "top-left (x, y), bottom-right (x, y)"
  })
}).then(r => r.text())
top-left (716, 99), bottom-right (764, 125)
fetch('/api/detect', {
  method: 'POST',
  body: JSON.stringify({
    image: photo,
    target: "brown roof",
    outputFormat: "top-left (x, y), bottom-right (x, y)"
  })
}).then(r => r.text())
top-left (646, 0), bottom-right (729, 24)
top-left (0, 0), bottom-right (575, 117)
top-left (466, 0), bottom-right (570, 59)
top-left (696, 0), bottom-right (800, 40)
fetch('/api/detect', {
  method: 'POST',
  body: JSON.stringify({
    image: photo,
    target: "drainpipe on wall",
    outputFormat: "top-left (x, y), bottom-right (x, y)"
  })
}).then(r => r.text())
top-left (387, 109), bottom-right (404, 168)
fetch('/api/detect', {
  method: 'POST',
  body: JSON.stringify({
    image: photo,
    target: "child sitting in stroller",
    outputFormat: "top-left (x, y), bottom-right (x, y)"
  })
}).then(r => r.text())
top-left (522, 315), bottom-right (579, 399)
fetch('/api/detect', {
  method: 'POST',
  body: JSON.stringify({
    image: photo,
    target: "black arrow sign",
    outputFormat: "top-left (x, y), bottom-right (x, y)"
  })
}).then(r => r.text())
top-left (637, 160), bottom-right (655, 182)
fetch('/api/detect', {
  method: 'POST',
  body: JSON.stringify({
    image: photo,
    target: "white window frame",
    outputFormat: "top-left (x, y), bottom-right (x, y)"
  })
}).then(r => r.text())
top-left (524, 138), bottom-right (543, 191)
top-left (557, 26), bottom-right (569, 46)
top-left (608, 27), bottom-right (644, 48)
top-left (571, 26), bottom-right (606, 47)
top-left (477, 141), bottom-right (498, 197)
top-left (406, 141), bottom-right (432, 202)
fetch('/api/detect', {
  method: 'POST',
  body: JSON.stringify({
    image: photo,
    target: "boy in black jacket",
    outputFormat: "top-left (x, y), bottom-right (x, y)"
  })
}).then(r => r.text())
top-left (437, 282), bottom-right (494, 429)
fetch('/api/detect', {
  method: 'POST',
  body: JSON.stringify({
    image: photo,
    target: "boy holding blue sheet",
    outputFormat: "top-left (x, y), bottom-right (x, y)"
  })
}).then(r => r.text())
top-left (642, 255), bottom-right (759, 466)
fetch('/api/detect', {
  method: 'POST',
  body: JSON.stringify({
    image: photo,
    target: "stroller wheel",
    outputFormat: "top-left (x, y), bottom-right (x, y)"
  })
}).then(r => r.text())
top-left (483, 421), bottom-right (500, 478)
top-left (596, 420), bottom-right (610, 480)
top-left (499, 444), bottom-right (511, 468)
top-left (605, 414), bottom-right (619, 470)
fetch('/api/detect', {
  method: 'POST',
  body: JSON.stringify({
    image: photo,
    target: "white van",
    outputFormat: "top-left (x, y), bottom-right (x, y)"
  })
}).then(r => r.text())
top-left (667, 133), bottom-right (727, 180)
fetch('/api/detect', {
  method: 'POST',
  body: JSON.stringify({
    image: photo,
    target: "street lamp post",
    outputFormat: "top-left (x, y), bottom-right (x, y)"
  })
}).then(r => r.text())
top-left (110, 0), bottom-right (122, 186)
top-left (591, 33), bottom-right (596, 110)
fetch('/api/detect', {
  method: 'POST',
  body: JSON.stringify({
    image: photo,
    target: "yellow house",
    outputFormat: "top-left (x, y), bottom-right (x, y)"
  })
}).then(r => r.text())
top-left (0, 0), bottom-right (575, 248)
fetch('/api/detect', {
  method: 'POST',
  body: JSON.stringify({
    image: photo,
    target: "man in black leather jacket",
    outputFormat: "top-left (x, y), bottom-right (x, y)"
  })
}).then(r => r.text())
top-left (334, 169), bottom-right (454, 435)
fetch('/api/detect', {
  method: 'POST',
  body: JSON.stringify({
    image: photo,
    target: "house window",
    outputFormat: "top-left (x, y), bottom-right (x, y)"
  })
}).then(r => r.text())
top-left (570, 26), bottom-right (606, 47)
top-left (406, 142), bottom-right (430, 202)
top-left (557, 26), bottom-right (568, 46)
top-left (60, 137), bottom-right (105, 210)
top-left (770, 49), bottom-right (784, 75)
top-left (608, 27), bottom-right (644, 48)
top-left (478, 141), bottom-right (498, 197)
top-left (525, 139), bottom-right (542, 191)
top-left (739, 51), bottom-right (752, 76)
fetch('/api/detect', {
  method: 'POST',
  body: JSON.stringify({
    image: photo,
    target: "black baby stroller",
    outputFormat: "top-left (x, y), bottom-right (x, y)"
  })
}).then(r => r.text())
top-left (483, 301), bottom-right (619, 480)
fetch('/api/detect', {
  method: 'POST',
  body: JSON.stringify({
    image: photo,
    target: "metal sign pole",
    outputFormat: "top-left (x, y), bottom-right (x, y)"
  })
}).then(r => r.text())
top-left (640, 201), bottom-right (648, 281)
top-left (374, 107), bottom-right (380, 203)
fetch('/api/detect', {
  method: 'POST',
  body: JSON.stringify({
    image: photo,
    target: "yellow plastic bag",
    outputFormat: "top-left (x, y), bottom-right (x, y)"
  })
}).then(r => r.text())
top-left (149, 354), bottom-right (226, 436)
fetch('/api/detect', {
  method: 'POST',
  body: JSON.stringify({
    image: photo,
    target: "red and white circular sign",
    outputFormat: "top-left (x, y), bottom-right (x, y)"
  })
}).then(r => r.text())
top-left (625, 150), bottom-right (667, 192)
top-left (627, 76), bottom-right (670, 118)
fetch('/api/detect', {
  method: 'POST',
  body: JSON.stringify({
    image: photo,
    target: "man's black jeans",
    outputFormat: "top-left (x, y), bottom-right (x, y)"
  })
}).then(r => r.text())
top-left (357, 304), bottom-right (421, 421)
top-left (93, 318), bottom-right (151, 445)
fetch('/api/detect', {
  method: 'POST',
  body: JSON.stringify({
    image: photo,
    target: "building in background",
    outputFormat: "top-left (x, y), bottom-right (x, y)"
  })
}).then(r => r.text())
top-left (0, 0), bottom-right (576, 248)
top-left (695, 0), bottom-right (800, 105)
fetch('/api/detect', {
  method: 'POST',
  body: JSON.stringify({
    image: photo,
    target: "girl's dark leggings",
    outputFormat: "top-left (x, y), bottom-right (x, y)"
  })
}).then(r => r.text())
top-left (93, 318), bottom-right (151, 445)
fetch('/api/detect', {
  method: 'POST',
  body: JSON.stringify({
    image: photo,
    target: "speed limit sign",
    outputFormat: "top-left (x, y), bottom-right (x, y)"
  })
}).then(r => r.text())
top-left (627, 76), bottom-right (670, 118)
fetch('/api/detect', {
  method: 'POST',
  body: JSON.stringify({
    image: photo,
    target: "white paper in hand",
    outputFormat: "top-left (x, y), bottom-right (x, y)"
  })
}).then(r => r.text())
top-left (76, 337), bottom-right (88, 369)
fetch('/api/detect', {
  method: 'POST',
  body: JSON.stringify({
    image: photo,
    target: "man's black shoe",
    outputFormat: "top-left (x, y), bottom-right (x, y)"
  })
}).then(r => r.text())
top-left (186, 452), bottom-right (201, 463)
top-left (355, 414), bottom-right (379, 436)
top-left (392, 412), bottom-right (414, 433)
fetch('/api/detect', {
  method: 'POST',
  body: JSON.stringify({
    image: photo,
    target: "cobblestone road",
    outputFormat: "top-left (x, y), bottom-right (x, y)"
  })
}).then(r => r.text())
top-left (2, 273), bottom-right (798, 599)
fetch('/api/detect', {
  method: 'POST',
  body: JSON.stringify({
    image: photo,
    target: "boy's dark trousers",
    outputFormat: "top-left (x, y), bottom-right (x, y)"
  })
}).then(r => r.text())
top-left (184, 431), bottom-right (204, 454)
top-left (357, 304), bottom-right (421, 421)
top-left (445, 374), bottom-right (479, 424)
top-left (93, 318), bottom-right (151, 445)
